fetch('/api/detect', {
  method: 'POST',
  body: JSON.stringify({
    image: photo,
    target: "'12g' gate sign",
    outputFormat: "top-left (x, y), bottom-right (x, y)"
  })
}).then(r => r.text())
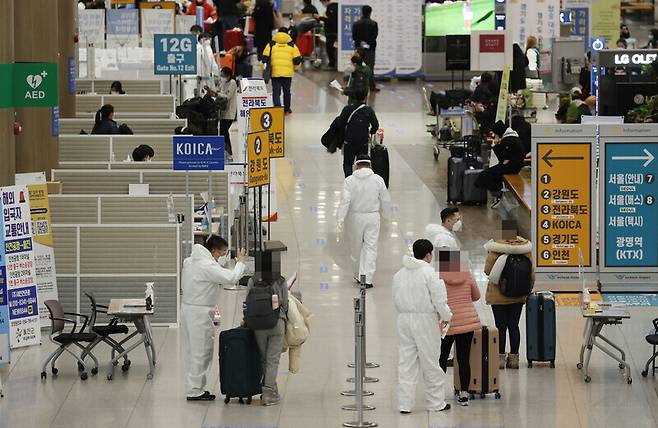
top-left (154, 34), bottom-right (196, 75)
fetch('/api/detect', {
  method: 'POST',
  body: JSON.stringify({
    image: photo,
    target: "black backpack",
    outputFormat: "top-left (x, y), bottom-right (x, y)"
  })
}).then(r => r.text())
top-left (499, 255), bottom-right (533, 297)
top-left (243, 279), bottom-right (280, 330)
top-left (344, 104), bottom-right (370, 146)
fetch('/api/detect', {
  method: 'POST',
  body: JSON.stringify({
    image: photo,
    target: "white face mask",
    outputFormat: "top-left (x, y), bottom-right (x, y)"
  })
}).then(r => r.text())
top-left (218, 254), bottom-right (229, 266)
top-left (452, 219), bottom-right (463, 232)
top-left (111, 90), bottom-right (120, 95)
top-left (220, 76), bottom-right (228, 83)
top-left (202, 39), bottom-right (211, 46)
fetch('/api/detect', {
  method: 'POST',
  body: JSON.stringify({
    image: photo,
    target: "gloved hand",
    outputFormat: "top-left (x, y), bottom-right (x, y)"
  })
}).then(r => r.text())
top-left (236, 248), bottom-right (248, 264)
top-left (336, 222), bottom-right (343, 235)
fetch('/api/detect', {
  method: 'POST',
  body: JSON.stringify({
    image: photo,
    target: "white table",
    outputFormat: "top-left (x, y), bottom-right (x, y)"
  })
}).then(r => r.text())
top-left (107, 299), bottom-right (156, 380)
top-left (578, 304), bottom-right (632, 384)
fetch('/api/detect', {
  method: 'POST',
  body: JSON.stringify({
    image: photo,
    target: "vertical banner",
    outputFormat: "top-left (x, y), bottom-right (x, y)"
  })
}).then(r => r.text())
top-left (15, 173), bottom-right (59, 328)
top-left (591, 0), bottom-right (620, 49)
top-left (176, 15), bottom-right (196, 34)
top-left (106, 9), bottom-right (140, 47)
top-left (393, 0), bottom-right (423, 76)
top-left (141, 9), bottom-right (175, 48)
top-left (506, 0), bottom-right (560, 49)
top-left (78, 9), bottom-right (106, 46)
top-left (338, 3), bottom-right (362, 72)
top-left (563, 0), bottom-right (591, 47)
top-left (0, 198), bottom-right (9, 364)
top-left (1, 186), bottom-right (41, 348)
top-left (495, 66), bottom-right (510, 123)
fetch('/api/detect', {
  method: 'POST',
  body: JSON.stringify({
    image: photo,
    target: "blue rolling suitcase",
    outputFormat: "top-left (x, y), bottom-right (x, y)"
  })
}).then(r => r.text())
top-left (219, 327), bottom-right (263, 404)
top-left (526, 292), bottom-right (556, 368)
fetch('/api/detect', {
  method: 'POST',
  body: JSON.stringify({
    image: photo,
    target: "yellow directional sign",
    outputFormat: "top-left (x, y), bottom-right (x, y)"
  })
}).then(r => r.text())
top-left (250, 106), bottom-right (285, 158)
top-left (247, 130), bottom-right (270, 188)
top-left (536, 143), bottom-right (592, 267)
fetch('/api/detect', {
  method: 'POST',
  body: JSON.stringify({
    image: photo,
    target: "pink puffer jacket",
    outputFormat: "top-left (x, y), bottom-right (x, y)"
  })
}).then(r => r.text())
top-left (439, 271), bottom-right (481, 335)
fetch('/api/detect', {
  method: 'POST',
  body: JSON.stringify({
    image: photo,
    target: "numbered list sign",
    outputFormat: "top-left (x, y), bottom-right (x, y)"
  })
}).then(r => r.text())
top-left (249, 107), bottom-right (285, 158)
top-left (1, 186), bottom-right (41, 348)
top-left (154, 34), bottom-right (197, 75)
top-left (247, 131), bottom-right (270, 188)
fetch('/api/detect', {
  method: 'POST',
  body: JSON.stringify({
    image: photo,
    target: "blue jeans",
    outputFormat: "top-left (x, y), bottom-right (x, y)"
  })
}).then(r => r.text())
top-left (272, 77), bottom-right (292, 112)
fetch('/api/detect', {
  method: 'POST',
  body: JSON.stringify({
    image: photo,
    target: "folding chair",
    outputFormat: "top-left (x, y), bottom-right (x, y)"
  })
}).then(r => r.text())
top-left (641, 318), bottom-right (658, 377)
top-left (40, 299), bottom-right (98, 380)
top-left (80, 292), bottom-right (132, 373)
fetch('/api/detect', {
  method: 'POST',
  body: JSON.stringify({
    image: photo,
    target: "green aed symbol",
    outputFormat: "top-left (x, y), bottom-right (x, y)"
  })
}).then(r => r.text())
top-left (0, 62), bottom-right (58, 108)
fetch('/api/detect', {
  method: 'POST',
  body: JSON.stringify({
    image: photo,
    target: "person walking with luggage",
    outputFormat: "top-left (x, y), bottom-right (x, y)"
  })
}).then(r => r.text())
top-left (337, 154), bottom-right (391, 288)
top-left (475, 120), bottom-right (526, 208)
top-left (393, 239), bottom-right (452, 414)
top-left (218, 66), bottom-right (238, 159)
top-left (352, 5), bottom-right (379, 91)
top-left (336, 89), bottom-right (379, 177)
top-left (424, 207), bottom-right (462, 252)
top-left (319, 0), bottom-right (338, 69)
top-left (181, 236), bottom-right (247, 401)
top-left (262, 28), bottom-right (302, 115)
top-left (344, 54), bottom-right (373, 105)
top-left (437, 249), bottom-right (481, 406)
top-left (483, 221), bottom-right (534, 369)
top-left (244, 272), bottom-right (289, 405)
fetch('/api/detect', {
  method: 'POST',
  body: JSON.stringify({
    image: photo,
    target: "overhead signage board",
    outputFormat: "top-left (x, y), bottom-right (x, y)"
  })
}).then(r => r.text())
top-left (596, 49), bottom-right (658, 68)
top-left (532, 125), bottom-right (597, 290)
top-left (600, 125), bottom-right (658, 291)
top-left (173, 135), bottom-right (225, 171)
top-left (247, 131), bottom-right (270, 188)
top-left (249, 107), bottom-right (285, 159)
top-left (154, 34), bottom-right (197, 75)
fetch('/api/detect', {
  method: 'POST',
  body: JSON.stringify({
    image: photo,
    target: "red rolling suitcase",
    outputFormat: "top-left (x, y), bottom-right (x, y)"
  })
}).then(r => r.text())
top-left (296, 31), bottom-right (314, 57)
top-left (224, 28), bottom-right (245, 51)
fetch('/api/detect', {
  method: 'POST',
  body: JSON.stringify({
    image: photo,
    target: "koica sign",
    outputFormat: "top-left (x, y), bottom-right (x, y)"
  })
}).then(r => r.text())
top-left (480, 34), bottom-right (505, 53)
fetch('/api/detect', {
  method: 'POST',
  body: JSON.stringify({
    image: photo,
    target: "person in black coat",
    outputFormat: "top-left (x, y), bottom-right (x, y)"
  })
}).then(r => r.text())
top-left (319, 0), bottom-right (338, 69)
top-left (510, 43), bottom-right (528, 93)
top-left (336, 89), bottom-right (379, 177)
top-left (352, 5), bottom-right (378, 90)
top-left (91, 104), bottom-right (120, 135)
top-left (252, 0), bottom-right (274, 59)
top-left (475, 120), bottom-right (526, 208)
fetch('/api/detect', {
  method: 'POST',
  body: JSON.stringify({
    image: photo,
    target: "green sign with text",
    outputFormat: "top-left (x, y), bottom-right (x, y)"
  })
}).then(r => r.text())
top-left (0, 62), bottom-right (58, 108)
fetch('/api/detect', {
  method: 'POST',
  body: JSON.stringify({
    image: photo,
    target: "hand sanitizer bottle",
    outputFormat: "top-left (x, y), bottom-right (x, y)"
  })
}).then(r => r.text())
top-left (145, 282), bottom-right (155, 310)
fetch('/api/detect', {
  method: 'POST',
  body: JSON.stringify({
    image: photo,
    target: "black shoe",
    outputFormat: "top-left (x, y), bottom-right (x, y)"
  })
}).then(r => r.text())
top-left (371, 87), bottom-right (381, 92)
top-left (186, 391), bottom-right (216, 401)
top-left (399, 410), bottom-right (411, 414)
top-left (447, 358), bottom-right (454, 367)
top-left (364, 284), bottom-right (373, 289)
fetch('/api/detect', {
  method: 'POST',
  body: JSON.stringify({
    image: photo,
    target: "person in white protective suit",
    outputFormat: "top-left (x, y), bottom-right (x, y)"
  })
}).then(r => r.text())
top-left (181, 235), bottom-right (246, 401)
top-left (336, 154), bottom-right (391, 288)
top-left (424, 206), bottom-right (462, 252)
top-left (392, 239), bottom-right (453, 414)
top-left (197, 32), bottom-right (220, 83)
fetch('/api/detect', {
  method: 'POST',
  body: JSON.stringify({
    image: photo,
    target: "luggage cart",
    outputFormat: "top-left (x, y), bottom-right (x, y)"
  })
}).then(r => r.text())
top-left (433, 107), bottom-right (475, 161)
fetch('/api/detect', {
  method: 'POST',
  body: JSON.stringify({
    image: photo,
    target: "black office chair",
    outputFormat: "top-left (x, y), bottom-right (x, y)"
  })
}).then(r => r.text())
top-left (40, 299), bottom-right (98, 381)
top-left (641, 317), bottom-right (658, 377)
top-left (79, 292), bottom-right (132, 373)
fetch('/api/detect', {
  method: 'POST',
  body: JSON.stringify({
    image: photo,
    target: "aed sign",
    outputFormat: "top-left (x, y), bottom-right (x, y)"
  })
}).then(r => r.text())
top-left (0, 62), bottom-right (58, 108)
top-left (247, 130), bottom-right (270, 188)
top-left (249, 106), bottom-right (285, 159)
top-left (173, 135), bottom-right (225, 171)
top-left (154, 34), bottom-right (197, 75)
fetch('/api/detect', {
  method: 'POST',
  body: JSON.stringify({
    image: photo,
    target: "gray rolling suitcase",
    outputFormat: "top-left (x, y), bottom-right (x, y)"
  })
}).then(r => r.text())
top-left (463, 168), bottom-right (487, 205)
top-left (526, 292), bottom-right (556, 368)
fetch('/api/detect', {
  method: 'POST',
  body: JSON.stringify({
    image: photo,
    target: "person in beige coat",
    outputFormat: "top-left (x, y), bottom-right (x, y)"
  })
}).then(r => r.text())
top-left (483, 221), bottom-right (534, 369)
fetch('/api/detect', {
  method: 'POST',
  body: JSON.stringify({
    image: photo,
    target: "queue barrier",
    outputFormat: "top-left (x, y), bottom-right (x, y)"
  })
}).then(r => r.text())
top-left (59, 118), bottom-right (186, 135)
top-left (76, 79), bottom-right (165, 95)
top-left (76, 94), bottom-right (176, 118)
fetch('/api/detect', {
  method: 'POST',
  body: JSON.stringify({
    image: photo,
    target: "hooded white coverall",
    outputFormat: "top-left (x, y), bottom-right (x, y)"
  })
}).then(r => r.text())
top-left (337, 167), bottom-right (391, 284)
top-left (181, 244), bottom-right (245, 397)
top-left (392, 255), bottom-right (453, 411)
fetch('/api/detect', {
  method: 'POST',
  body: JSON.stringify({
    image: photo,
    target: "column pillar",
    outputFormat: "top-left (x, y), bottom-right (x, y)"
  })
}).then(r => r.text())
top-left (0, 1), bottom-right (15, 186)
top-left (14, 0), bottom-right (60, 178)
top-left (58, 0), bottom-right (77, 118)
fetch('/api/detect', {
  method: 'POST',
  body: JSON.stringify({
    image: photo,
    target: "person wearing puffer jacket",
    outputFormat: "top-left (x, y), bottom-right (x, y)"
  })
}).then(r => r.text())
top-left (281, 293), bottom-right (312, 374)
top-left (483, 221), bottom-right (534, 370)
top-left (437, 249), bottom-right (481, 407)
top-left (262, 28), bottom-right (302, 114)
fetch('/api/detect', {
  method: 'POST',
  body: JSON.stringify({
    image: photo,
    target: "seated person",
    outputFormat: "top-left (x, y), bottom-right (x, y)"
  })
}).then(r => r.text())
top-left (475, 120), bottom-right (526, 209)
top-left (91, 104), bottom-right (119, 134)
top-left (132, 144), bottom-right (155, 162)
top-left (110, 81), bottom-right (125, 95)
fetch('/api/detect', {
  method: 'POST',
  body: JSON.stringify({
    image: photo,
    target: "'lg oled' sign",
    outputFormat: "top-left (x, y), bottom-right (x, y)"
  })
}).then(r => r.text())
top-left (614, 53), bottom-right (658, 66)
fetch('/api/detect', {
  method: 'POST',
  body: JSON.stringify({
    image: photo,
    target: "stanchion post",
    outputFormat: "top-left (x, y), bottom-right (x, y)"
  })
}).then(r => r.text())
top-left (348, 276), bottom-right (380, 370)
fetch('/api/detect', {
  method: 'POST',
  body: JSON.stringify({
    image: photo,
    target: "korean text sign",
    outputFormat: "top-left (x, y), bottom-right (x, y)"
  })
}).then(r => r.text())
top-left (249, 107), bottom-right (285, 159)
top-left (340, 4), bottom-right (362, 50)
top-left (1, 186), bottom-right (41, 348)
top-left (154, 34), bottom-right (197, 75)
top-left (247, 131), bottom-right (270, 188)
top-left (0, 194), bottom-right (8, 364)
top-left (173, 136), bottom-right (225, 171)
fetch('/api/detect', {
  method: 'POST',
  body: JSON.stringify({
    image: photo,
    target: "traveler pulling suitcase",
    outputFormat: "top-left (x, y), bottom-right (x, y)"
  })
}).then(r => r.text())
top-left (219, 327), bottom-right (263, 404)
top-left (526, 292), bottom-right (557, 368)
top-left (369, 130), bottom-right (389, 188)
top-left (453, 326), bottom-right (501, 399)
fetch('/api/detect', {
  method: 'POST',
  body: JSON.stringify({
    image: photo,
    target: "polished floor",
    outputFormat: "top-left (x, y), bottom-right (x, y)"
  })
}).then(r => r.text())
top-left (2, 72), bottom-right (658, 428)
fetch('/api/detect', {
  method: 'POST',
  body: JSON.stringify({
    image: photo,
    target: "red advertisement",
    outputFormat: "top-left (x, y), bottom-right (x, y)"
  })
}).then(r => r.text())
top-left (480, 34), bottom-right (505, 53)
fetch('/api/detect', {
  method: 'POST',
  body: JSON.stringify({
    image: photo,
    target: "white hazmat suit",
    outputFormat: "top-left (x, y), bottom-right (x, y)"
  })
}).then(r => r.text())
top-left (392, 255), bottom-right (452, 412)
top-left (181, 244), bottom-right (245, 397)
top-left (337, 167), bottom-right (391, 285)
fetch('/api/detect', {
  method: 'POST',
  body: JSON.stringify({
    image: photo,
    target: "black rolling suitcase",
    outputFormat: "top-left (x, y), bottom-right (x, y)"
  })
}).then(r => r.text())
top-left (463, 168), bottom-right (487, 205)
top-left (526, 292), bottom-right (557, 368)
top-left (219, 327), bottom-right (262, 404)
top-left (447, 153), bottom-right (484, 204)
top-left (371, 144), bottom-right (390, 188)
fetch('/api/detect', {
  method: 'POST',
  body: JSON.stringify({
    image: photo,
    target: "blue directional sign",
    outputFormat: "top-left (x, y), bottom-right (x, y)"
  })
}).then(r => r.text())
top-left (604, 142), bottom-right (658, 267)
top-left (154, 34), bottom-right (196, 75)
top-left (173, 136), bottom-right (225, 171)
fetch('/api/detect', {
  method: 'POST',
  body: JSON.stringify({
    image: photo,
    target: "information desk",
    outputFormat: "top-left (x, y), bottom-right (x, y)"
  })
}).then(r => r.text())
top-left (578, 303), bottom-right (632, 384)
top-left (107, 299), bottom-right (156, 380)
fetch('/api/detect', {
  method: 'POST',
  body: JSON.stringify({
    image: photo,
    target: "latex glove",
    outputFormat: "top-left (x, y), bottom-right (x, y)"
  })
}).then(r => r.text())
top-left (336, 222), bottom-right (343, 235)
top-left (236, 248), bottom-right (248, 264)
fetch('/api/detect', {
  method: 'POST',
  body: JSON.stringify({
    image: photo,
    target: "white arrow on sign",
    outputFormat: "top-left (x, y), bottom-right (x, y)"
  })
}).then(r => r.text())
top-left (611, 148), bottom-right (655, 167)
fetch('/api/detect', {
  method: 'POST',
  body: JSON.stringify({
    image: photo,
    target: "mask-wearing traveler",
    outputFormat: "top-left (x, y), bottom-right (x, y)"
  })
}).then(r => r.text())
top-left (393, 239), bottom-right (452, 414)
top-left (337, 88), bottom-right (379, 178)
top-left (336, 155), bottom-right (391, 288)
top-left (181, 236), bottom-right (246, 401)
top-left (218, 67), bottom-right (237, 159)
top-left (424, 207), bottom-right (462, 256)
top-left (110, 81), bottom-right (125, 95)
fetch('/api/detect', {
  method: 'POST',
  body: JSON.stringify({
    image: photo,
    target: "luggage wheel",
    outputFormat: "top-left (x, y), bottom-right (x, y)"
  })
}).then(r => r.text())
top-left (433, 146), bottom-right (439, 160)
top-left (577, 362), bottom-right (583, 370)
top-left (224, 396), bottom-right (230, 404)
top-left (494, 392), bottom-right (501, 399)
top-left (246, 397), bottom-right (253, 404)
top-left (528, 361), bottom-right (533, 368)
top-left (550, 361), bottom-right (556, 368)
